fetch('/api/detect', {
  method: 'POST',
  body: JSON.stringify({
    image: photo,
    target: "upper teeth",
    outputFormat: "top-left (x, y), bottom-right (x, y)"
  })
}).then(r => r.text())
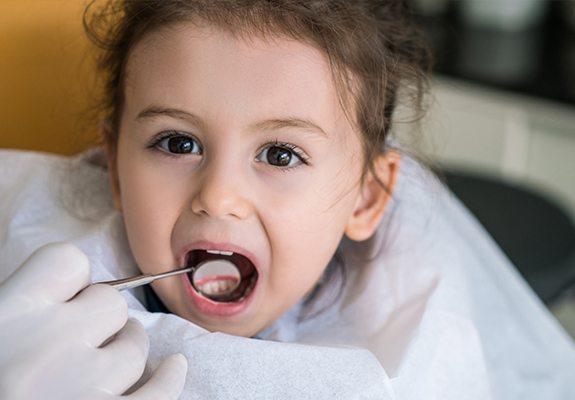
top-left (206, 250), bottom-right (234, 256)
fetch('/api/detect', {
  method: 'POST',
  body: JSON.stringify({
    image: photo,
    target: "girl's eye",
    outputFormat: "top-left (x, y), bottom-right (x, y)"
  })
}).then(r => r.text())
top-left (154, 133), bottom-right (202, 155)
top-left (256, 143), bottom-right (308, 168)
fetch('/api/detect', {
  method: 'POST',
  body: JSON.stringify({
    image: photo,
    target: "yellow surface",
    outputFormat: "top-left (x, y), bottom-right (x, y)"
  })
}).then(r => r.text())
top-left (0, 0), bottom-right (101, 155)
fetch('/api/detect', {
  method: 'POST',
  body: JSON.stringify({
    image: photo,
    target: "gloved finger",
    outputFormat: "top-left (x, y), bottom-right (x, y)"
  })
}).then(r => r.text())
top-left (63, 284), bottom-right (128, 348)
top-left (0, 242), bottom-right (90, 303)
top-left (96, 319), bottom-right (150, 396)
top-left (125, 353), bottom-right (188, 400)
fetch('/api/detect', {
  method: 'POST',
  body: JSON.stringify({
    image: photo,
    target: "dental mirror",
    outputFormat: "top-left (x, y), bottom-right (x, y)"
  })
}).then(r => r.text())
top-left (96, 258), bottom-right (243, 301)
top-left (191, 259), bottom-right (241, 300)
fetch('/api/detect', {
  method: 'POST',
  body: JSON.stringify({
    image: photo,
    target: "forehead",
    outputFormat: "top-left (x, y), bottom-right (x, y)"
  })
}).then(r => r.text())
top-left (127, 21), bottom-right (330, 76)
top-left (122, 22), bottom-right (354, 135)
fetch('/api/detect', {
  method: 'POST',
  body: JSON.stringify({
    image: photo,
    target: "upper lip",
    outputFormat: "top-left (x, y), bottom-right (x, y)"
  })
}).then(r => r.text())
top-left (177, 240), bottom-right (260, 273)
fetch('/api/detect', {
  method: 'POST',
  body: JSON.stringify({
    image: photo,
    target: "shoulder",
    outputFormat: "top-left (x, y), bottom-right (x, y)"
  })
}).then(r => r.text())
top-left (0, 148), bottom-right (114, 244)
top-left (0, 148), bottom-right (112, 217)
top-left (0, 148), bottom-right (108, 189)
top-left (0, 149), bottom-right (67, 184)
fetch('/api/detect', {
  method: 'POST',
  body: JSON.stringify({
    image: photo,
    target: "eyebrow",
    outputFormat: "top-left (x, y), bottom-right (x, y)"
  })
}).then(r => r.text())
top-left (136, 106), bottom-right (328, 138)
top-left (137, 106), bottom-right (204, 126)
top-left (252, 118), bottom-right (328, 138)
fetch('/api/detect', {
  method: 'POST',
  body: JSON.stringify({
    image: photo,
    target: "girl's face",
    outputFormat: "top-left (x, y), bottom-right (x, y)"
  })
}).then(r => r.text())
top-left (110, 23), bottom-right (395, 337)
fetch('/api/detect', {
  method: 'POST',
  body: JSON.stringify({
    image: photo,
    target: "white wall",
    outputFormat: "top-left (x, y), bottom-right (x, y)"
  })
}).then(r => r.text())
top-left (394, 76), bottom-right (575, 222)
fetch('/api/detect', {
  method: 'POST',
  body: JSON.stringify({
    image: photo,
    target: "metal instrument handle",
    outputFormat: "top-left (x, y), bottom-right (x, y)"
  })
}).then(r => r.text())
top-left (95, 267), bottom-right (193, 291)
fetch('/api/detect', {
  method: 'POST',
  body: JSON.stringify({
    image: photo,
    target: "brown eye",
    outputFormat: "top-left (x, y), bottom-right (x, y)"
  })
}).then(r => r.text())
top-left (267, 146), bottom-right (292, 166)
top-left (156, 134), bottom-right (202, 155)
top-left (256, 143), bottom-right (306, 168)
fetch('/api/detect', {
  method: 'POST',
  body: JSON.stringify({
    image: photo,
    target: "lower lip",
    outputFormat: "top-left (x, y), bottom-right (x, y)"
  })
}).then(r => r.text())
top-left (181, 273), bottom-right (257, 317)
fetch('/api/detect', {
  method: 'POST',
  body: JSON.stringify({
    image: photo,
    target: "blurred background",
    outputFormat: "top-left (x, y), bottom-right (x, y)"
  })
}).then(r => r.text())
top-left (0, 0), bottom-right (574, 336)
top-left (0, 0), bottom-right (100, 155)
top-left (397, 0), bottom-right (575, 337)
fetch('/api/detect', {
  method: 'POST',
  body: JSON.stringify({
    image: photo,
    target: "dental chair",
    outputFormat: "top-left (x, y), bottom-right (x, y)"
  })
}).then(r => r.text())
top-left (445, 170), bottom-right (575, 305)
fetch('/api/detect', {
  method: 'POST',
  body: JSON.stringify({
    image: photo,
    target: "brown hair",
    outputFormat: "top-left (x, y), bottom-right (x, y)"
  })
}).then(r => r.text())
top-left (84, 0), bottom-right (430, 177)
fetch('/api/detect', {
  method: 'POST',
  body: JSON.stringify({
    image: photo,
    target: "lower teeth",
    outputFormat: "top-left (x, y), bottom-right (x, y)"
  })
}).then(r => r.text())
top-left (197, 276), bottom-right (239, 296)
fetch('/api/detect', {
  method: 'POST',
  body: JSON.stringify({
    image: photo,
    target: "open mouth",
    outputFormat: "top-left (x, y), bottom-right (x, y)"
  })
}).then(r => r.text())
top-left (186, 249), bottom-right (258, 303)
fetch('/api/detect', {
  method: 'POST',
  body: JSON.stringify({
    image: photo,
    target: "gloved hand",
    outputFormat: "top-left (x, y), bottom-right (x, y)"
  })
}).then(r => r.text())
top-left (0, 242), bottom-right (187, 400)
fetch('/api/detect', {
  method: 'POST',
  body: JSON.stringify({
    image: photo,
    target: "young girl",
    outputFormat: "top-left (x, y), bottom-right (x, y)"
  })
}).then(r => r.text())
top-left (1, 0), bottom-right (574, 399)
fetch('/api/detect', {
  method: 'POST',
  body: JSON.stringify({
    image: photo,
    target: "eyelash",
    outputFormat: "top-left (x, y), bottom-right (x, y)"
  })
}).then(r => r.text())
top-left (147, 131), bottom-right (311, 169)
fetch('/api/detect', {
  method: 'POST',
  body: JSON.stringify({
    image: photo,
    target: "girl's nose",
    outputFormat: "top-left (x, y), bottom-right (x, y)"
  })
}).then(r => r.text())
top-left (190, 164), bottom-right (252, 220)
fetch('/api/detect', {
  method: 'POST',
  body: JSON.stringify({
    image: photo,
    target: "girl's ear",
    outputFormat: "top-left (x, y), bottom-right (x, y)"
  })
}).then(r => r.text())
top-left (101, 119), bottom-right (122, 211)
top-left (344, 150), bottom-right (400, 241)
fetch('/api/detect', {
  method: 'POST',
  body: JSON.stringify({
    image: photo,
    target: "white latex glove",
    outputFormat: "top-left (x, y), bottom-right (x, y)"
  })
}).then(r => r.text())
top-left (0, 243), bottom-right (187, 400)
